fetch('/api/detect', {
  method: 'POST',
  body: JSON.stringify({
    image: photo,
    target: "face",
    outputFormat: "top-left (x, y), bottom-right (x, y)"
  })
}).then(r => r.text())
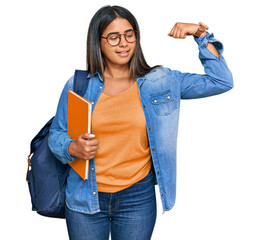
top-left (100, 18), bottom-right (137, 68)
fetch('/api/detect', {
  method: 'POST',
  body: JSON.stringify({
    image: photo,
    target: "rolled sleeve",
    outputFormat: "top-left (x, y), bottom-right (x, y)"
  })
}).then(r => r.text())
top-left (194, 31), bottom-right (224, 57)
top-left (63, 139), bottom-right (77, 163)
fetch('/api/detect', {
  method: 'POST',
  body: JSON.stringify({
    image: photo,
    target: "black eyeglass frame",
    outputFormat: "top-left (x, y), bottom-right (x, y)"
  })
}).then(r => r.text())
top-left (100, 30), bottom-right (139, 46)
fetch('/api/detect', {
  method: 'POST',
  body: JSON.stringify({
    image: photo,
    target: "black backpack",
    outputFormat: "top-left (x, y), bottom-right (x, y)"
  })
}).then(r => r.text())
top-left (26, 70), bottom-right (89, 218)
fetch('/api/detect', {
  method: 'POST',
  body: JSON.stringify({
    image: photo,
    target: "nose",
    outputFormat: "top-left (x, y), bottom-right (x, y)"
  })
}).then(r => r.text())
top-left (119, 35), bottom-right (128, 47)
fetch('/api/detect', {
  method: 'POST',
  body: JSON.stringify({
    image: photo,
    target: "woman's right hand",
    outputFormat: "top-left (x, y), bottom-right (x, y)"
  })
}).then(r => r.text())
top-left (68, 133), bottom-right (99, 160)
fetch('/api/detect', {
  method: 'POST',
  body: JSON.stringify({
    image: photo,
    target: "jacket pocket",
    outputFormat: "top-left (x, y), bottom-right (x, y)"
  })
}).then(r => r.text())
top-left (149, 90), bottom-right (177, 116)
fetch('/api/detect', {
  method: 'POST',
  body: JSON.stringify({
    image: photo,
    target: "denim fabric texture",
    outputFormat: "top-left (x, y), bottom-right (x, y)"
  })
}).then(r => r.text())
top-left (48, 32), bottom-right (233, 214)
top-left (65, 169), bottom-right (156, 240)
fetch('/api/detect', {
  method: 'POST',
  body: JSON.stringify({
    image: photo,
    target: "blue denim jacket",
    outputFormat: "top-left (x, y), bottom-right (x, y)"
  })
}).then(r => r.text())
top-left (48, 32), bottom-right (233, 214)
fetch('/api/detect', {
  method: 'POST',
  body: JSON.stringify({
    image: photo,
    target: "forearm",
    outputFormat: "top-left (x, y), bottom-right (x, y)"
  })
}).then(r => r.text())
top-left (199, 32), bottom-right (220, 58)
top-left (207, 42), bottom-right (220, 58)
top-left (48, 129), bottom-right (76, 164)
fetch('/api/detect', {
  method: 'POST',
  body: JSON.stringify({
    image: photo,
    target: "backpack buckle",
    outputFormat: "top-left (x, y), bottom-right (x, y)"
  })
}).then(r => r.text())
top-left (26, 153), bottom-right (32, 181)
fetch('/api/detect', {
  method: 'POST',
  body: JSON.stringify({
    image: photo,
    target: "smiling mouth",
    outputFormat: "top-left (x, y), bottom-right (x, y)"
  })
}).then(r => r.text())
top-left (116, 50), bottom-right (130, 57)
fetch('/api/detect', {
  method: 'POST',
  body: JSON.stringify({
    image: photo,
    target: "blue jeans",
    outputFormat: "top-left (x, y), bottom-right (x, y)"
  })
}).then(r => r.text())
top-left (65, 169), bottom-right (157, 240)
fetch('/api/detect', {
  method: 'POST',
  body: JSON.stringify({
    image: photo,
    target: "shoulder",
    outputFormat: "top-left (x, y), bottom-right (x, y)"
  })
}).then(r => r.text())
top-left (64, 75), bottom-right (74, 91)
top-left (65, 70), bottom-right (91, 91)
top-left (143, 67), bottom-right (184, 82)
top-left (143, 67), bottom-right (170, 80)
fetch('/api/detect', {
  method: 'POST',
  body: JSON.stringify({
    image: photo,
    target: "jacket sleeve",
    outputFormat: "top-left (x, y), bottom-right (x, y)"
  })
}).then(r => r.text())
top-left (173, 32), bottom-right (233, 99)
top-left (48, 76), bottom-right (77, 164)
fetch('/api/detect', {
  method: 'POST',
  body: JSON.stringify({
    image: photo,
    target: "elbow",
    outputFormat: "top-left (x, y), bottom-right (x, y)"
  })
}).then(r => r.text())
top-left (212, 75), bottom-right (234, 96)
top-left (220, 71), bottom-right (234, 93)
top-left (47, 133), bottom-right (54, 154)
top-left (225, 72), bottom-right (234, 92)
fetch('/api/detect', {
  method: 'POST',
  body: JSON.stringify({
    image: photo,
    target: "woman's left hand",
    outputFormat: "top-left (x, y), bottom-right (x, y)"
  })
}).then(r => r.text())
top-left (168, 22), bottom-right (206, 39)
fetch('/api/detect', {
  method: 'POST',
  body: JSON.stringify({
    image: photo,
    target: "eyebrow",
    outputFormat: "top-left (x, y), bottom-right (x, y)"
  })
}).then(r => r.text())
top-left (107, 29), bottom-right (134, 35)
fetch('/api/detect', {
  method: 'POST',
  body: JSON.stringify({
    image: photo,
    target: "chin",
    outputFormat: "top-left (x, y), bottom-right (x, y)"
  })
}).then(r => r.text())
top-left (105, 52), bottom-right (134, 67)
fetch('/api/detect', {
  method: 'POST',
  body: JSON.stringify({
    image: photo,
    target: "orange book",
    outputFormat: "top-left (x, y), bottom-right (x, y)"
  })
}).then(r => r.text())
top-left (67, 90), bottom-right (92, 180)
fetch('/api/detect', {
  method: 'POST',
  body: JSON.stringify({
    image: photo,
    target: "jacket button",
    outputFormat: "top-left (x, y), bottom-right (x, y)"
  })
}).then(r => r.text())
top-left (167, 96), bottom-right (171, 99)
top-left (152, 148), bottom-right (155, 151)
top-left (99, 86), bottom-right (103, 89)
top-left (149, 128), bottom-right (151, 131)
top-left (157, 171), bottom-right (160, 174)
top-left (93, 192), bottom-right (96, 195)
top-left (143, 105), bottom-right (146, 108)
top-left (154, 100), bottom-right (157, 103)
top-left (161, 193), bottom-right (164, 197)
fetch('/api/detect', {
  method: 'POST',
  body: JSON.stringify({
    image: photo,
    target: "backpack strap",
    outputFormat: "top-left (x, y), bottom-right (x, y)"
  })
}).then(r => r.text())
top-left (73, 70), bottom-right (90, 97)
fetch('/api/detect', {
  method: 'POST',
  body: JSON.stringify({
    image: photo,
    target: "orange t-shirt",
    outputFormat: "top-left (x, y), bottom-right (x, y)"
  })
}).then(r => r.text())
top-left (92, 81), bottom-right (151, 192)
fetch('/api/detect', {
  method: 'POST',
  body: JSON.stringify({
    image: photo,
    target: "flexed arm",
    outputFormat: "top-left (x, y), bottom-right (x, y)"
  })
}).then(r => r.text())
top-left (168, 22), bottom-right (220, 58)
top-left (168, 22), bottom-right (233, 99)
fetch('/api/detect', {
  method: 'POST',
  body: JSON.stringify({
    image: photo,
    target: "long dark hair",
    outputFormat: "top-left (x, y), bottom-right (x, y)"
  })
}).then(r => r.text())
top-left (86, 5), bottom-right (160, 78)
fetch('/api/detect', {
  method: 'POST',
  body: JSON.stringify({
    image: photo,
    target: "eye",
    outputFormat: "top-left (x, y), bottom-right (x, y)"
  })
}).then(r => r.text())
top-left (108, 34), bottom-right (119, 41)
top-left (126, 33), bottom-right (134, 38)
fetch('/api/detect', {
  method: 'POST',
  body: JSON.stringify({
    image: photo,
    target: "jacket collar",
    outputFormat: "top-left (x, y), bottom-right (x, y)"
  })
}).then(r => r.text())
top-left (87, 71), bottom-right (104, 82)
top-left (89, 68), bottom-right (158, 86)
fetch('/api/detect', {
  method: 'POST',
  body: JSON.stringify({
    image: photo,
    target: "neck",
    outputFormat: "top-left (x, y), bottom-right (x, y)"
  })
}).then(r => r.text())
top-left (103, 63), bottom-right (131, 81)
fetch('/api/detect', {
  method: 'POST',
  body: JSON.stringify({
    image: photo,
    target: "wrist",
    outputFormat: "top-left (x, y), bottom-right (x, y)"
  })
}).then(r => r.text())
top-left (199, 31), bottom-right (207, 37)
top-left (193, 22), bottom-right (209, 38)
top-left (68, 140), bottom-right (77, 157)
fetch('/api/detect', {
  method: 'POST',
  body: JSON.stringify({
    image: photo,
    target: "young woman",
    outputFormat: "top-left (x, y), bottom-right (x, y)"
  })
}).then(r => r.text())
top-left (48, 5), bottom-right (233, 240)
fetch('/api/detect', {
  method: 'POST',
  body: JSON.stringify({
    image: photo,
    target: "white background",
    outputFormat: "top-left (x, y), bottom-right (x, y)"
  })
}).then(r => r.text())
top-left (1, 0), bottom-right (259, 239)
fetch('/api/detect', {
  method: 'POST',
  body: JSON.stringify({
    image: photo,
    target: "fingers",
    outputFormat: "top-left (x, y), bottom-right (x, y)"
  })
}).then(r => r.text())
top-left (81, 133), bottom-right (98, 143)
top-left (169, 27), bottom-right (186, 38)
top-left (199, 22), bottom-right (209, 30)
top-left (80, 144), bottom-right (98, 160)
top-left (168, 30), bottom-right (186, 39)
top-left (81, 133), bottom-right (95, 140)
top-left (168, 22), bottom-right (188, 39)
top-left (168, 24), bottom-right (176, 37)
top-left (87, 142), bottom-right (99, 151)
top-left (73, 133), bottom-right (99, 160)
top-left (78, 133), bottom-right (99, 147)
top-left (84, 144), bottom-right (99, 160)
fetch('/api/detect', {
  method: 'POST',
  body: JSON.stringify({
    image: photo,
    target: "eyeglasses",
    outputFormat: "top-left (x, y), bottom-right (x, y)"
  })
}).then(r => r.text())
top-left (101, 29), bottom-right (139, 46)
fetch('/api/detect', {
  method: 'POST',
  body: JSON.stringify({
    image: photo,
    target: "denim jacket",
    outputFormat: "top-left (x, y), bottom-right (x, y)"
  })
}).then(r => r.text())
top-left (48, 32), bottom-right (233, 214)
